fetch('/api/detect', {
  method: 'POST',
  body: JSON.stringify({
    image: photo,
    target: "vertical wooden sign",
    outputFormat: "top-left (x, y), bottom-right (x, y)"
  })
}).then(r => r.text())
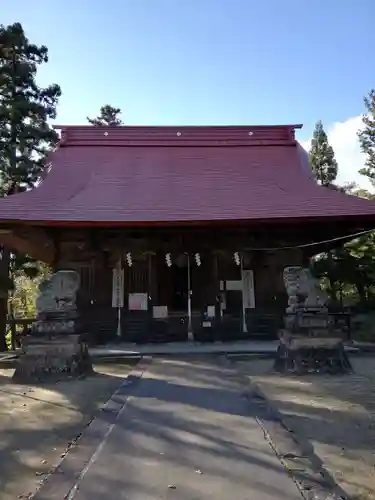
top-left (242, 269), bottom-right (255, 309)
top-left (112, 261), bottom-right (124, 308)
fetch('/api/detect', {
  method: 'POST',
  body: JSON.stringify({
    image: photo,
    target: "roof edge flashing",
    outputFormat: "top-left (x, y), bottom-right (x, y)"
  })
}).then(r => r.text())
top-left (54, 124), bottom-right (302, 147)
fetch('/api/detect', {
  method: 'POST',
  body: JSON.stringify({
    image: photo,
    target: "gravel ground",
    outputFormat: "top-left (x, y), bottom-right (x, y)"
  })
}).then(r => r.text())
top-left (0, 360), bottom-right (136, 500)
top-left (234, 355), bottom-right (375, 499)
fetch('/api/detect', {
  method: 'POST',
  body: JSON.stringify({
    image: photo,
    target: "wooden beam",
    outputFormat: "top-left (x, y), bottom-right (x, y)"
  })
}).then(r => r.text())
top-left (0, 226), bottom-right (55, 262)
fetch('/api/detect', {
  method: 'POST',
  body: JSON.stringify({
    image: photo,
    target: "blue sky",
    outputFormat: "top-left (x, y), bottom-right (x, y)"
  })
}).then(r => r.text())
top-left (2, 0), bottom-right (374, 185)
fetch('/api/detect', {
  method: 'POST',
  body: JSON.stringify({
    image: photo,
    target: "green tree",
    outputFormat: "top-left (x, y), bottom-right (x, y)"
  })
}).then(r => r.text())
top-left (0, 22), bottom-right (61, 190)
top-left (309, 120), bottom-right (338, 186)
top-left (312, 248), bottom-right (352, 305)
top-left (87, 104), bottom-right (123, 126)
top-left (0, 22), bottom-right (61, 350)
top-left (9, 260), bottom-right (50, 319)
top-left (312, 185), bottom-right (375, 310)
top-left (358, 89), bottom-right (375, 184)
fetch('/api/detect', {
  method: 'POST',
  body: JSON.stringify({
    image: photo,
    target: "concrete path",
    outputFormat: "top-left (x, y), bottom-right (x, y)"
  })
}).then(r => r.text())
top-left (38, 357), bottom-right (302, 500)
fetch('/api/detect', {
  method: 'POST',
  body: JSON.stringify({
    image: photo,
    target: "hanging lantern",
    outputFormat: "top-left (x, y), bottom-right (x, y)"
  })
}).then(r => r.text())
top-left (126, 252), bottom-right (132, 267)
top-left (194, 253), bottom-right (201, 266)
top-left (165, 253), bottom-right (172, 267)
top-left (234, 252), bottom-right (241, 266)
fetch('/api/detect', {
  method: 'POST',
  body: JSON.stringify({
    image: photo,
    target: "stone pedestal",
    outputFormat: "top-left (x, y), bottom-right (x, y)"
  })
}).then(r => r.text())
top-left (13, 334), bottom-right (93, 383)
top-left (13, 269), bottom-right (94, 383)
top-left (274, 331), bottom-right (352, 374)
top-left (275, 266), bottom-right (352, 374)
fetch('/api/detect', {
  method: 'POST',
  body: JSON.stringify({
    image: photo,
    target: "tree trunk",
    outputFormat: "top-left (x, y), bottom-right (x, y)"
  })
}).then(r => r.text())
top-left (327, 252), bottom-right (339, 303)
top-left (328, 278), bottom-right (338, 302)
top-left (0, 298), bottom-right (7, 352)
top-left (0, 248), bottom-right (10, 352)
top-left (356, 282), bottom-right (367, 305)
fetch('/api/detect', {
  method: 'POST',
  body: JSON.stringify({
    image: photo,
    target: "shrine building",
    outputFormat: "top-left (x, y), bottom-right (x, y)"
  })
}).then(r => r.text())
top-left (1, 124), bottom-right (375, 344)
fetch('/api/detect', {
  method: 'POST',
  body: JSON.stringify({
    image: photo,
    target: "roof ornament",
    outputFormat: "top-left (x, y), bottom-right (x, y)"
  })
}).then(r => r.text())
top-left (248, 131), bottom-right (254, 136)
top-left (125, 252), bottom-right (132, 267)
top-left (176, 131), bottom-right (182, 136)
top-left (104, 131), bottom-right (109, 136)
top-left (234, 252), bottom-right (241, 266)
top-left (165, 253), bottom-right (172, 267)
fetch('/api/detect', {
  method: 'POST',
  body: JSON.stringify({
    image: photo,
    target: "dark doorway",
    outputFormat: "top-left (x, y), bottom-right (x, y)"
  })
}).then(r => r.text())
top-left (171, 265), bottom-right (187, 311)
top-left (226, 290), bottom-right (242, 315)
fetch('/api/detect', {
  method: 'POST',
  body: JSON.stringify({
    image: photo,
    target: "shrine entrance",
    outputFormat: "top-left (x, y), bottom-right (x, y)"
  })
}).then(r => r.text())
top-left (171, 264), bottom-right (188, 311)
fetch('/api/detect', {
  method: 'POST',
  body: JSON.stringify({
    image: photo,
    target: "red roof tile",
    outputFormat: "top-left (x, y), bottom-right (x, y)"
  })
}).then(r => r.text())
top-left (1, 125), bottom-right (375, 226)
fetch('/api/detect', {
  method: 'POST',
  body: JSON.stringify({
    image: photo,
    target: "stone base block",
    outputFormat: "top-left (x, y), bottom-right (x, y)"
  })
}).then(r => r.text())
top-left (13, 334), bottom-right (94, 383)
top-left (274, 332), bottom-right (352, 374)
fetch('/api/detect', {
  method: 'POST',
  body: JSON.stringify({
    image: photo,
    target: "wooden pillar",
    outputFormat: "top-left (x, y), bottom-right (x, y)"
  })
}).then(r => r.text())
top-left (155, 254), bottom-right (168, 306)
top-left (213, 252), bottom-right (222, 320)
top-left (212, 252), bottom-right (219, 302)
top-left (147, 253), bottom-right (158, 303)
top-left (152, 254), bottom-right (158, 303)
top-left (52, 231), bottom-right (61, 271)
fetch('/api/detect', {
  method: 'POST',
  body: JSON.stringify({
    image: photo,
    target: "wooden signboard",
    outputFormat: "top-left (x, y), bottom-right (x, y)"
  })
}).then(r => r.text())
top-left (129, 293), bottom-right (148, 311)
top-left (112, 265), bottom-right (124, 308)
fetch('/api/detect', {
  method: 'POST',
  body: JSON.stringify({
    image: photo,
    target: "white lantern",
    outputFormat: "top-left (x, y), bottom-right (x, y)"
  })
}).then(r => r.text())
top-left (165, 253), bottom-right (172, 267)
top-left (194, 253), bottom-right (201, 266)
top-left (234, 252), bottom-right (240, 266)
top-left (126, 252), bottom-right (132, 267)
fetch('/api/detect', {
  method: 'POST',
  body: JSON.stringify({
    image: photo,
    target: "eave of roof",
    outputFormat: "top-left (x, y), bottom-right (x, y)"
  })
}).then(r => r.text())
top-left (0, 124), bottom-right (374, 227)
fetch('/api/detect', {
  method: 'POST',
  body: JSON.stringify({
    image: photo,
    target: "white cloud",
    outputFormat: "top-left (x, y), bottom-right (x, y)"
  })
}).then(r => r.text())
top-left (300, 116), bottom-right (372, 190)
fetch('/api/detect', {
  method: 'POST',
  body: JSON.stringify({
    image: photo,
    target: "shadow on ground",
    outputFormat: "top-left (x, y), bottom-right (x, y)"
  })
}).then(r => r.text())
top-left (0, 359), bottom-right (137, 500)
top-left (234, 355), bottom-right (375, 499)
top-left (37, 357), bottom-right (303, 500)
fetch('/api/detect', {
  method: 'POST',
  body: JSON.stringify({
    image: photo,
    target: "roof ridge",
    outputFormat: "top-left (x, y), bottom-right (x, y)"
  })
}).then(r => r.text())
top-left (55, 124), bottom-right (302, 147)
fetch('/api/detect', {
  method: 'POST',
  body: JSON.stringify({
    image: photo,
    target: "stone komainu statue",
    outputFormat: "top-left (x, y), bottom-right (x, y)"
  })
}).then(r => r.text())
top-left (14, 269), bottom-right (92, 382)
top-left (283, 266), bottom-right (328, 313)
top-left (33, 270), bottom-right (80, 334)
top-left (275, 266), bottom-right (352, 374)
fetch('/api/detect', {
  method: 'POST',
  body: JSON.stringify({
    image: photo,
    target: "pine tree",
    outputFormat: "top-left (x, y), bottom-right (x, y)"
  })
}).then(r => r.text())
top-left (358, 89), bottom-right (375, 184)
top-left (87, 105), bottom-right (123, 126)
top-left (0, 22), bottom-right (61, 350)
top-left (309, 120), bottom-right (338, 186)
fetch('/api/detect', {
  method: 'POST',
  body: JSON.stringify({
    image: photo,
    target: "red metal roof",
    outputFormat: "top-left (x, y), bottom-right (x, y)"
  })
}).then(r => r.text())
top-left (1, 124), bottom-right (375, 226)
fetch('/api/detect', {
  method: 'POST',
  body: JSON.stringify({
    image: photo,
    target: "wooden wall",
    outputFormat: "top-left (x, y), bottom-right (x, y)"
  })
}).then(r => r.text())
top-left (52, 226), bottom-right (305, 343)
